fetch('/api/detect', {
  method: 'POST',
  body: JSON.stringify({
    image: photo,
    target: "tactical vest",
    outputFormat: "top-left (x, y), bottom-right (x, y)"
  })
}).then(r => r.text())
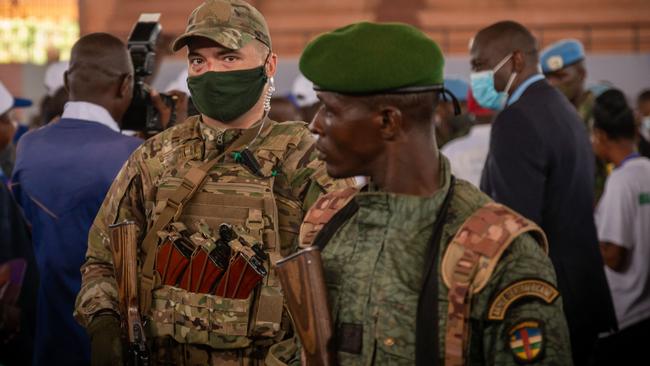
top-left (142, 120), bottom-right (306, 349)
top-left (295, 184), bottom-right (548, 366)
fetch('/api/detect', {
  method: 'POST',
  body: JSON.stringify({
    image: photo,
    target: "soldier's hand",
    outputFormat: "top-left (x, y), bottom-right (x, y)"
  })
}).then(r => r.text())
top-left (87, 313), bottom-right (123, 366)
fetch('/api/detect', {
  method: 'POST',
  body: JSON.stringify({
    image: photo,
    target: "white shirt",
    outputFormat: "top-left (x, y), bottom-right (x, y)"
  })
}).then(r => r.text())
top-left (595, 156), bottom-right (650, 330)
top-left (441, 124), bottom-right (491, 187)
top-left (61, 101), bottom-right (120, 132)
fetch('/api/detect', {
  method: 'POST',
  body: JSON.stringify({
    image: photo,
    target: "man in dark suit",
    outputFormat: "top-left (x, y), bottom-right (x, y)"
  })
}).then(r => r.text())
top-left (10, 33), bottom-right (142, 366)
top-left (470, 21), bottom-right (617, 366)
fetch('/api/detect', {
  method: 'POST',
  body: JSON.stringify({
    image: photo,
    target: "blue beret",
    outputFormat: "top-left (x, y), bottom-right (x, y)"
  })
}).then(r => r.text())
top-left (444, 78), bottom-right (468, 102)
top-left (540, 39), bottom-right (585, 74)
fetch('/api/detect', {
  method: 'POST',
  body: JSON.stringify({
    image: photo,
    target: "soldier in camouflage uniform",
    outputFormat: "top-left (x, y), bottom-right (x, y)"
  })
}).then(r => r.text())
top-left (268, 22), bottom-right (573, 366)
top-left (540, 39), bottom-right (609, 202)
top-left (74, 1), bottom-right (352, 365)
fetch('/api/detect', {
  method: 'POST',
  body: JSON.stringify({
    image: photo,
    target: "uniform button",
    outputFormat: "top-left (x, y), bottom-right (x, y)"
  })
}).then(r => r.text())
top-left (384, 337), bottom-right (395, 347)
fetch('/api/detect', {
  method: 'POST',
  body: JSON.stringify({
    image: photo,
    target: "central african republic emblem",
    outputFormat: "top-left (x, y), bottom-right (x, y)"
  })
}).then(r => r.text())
top-left (508, 320), bottom-right (544, 363)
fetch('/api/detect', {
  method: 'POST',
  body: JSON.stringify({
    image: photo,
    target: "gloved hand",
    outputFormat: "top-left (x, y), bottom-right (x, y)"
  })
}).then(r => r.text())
top-left (87, 313), bottom-right (123, 366)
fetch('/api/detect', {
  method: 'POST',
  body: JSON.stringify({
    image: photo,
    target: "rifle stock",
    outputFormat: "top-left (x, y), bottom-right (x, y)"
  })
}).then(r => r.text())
top-left (276, 246), bottom-right (338, 366)
top-left (109, 221), bottom-right (149, 366)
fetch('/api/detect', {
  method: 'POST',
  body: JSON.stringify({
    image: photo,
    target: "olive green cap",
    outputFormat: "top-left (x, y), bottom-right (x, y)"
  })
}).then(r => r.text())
top-left (171, 0), bottom-right (271, 52)
top-left (299, 22), bottom-right (445, 94)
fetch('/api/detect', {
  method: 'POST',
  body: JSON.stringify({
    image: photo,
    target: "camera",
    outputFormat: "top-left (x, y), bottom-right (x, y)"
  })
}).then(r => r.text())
top-left (121, 13), bottom-right (175, 133)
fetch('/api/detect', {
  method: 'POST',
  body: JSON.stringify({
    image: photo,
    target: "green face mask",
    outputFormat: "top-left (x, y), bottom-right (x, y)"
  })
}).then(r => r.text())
top-left (187, 65), bottom-right (268, 122)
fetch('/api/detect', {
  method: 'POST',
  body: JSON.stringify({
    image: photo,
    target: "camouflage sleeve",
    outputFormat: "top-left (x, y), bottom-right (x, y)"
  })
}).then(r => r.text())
top-left (73, 150), bottom-right (148, 327)
top-left (281, 129), bottom-right (356, 211)
top-left (470, 234), bottom-right (573, 366)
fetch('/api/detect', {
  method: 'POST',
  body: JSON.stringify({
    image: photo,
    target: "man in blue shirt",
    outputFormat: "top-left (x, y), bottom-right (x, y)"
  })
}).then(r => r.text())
top-left (11, 33), bottom-right (142, 366)
top-left (469, 21), bottom-right (617, 366)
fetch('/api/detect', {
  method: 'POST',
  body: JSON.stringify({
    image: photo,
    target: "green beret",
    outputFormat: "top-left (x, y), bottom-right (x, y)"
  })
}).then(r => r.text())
top-left (299, 22), bottom-right (444, 94)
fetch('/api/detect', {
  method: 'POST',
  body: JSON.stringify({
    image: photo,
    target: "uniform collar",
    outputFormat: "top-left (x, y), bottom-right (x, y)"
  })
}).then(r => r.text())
top-left (357, 154), bottom-right (453, 211)
top-left (197, 116), bottom-right (271, 156)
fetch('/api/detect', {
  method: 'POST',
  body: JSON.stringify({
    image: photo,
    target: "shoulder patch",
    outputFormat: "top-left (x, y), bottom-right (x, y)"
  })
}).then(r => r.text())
top-left (508, 320), bottom-right (545, 364)
top-left (488, 279), bottom-right (559, 321)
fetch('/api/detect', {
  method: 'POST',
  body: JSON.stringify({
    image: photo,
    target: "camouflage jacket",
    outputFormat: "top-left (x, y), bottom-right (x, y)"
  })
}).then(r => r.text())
top-left (74, 116), bottom-right (350, 336)
top-left (281, 157), bottom-right (573, 365)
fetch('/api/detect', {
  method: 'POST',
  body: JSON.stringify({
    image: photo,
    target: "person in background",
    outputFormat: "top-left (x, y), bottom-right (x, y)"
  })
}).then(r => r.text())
top-left (471, 21), bottom-right (617, 365)
top-left (290, 73), bottom-right (320, 122)
top-left (39, 87), bottom-right (69, 126)
top-left (540, 39), bottom-right (593, 121)
top-left (441, 88), bottom-right (495, 186)
top-left (11, 33), bottom-right (142, 366)
top-left (590, 89), bottom-right (650, 366)
top-left (636, 89), bottom-right (650, 158)
top-left (0, 81), bottom-right (32, 183)
top-left (0, 81), bottom-right (38, 366)
top-left (44, 61), bottom-right (68, 98)
top-left (540, 39), bottom-right (609, 201)
top-left (0, 180), bottom-right (38, 366)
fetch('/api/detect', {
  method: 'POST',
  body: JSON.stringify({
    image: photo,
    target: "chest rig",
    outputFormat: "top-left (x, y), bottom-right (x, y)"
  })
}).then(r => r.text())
top-left (141, 119), bottom-right (304, 349)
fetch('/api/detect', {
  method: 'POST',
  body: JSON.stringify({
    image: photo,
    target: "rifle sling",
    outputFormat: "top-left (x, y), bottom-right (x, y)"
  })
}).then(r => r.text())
top-left (416, 175), bottom-right (455, 366)
top-left (139, 120), bottom-right (273, 315)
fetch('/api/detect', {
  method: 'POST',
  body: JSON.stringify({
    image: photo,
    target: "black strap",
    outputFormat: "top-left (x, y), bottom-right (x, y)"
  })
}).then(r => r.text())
top-left (313, 199), bottom-right (360, 251)
top-left (312, 176), bottom-right (456, 366)
top-left (416, 175), bottom-right (456, 366)
top-left (441, 88), bottom-right (462, 116)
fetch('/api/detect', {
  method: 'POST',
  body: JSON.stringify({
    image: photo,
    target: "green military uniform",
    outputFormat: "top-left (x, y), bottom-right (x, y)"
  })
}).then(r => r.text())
top-left (268, 22), bottom-right (573, 366)
top-left (318, 157), bottom-right (571, 365)
top-left (74, 115), bottom-right (349, 363)
top-left (75, 2), bottom-right (355, 363)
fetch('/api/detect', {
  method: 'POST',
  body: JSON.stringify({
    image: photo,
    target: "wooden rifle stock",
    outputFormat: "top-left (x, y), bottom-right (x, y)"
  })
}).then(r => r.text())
top-left (109, 221), bottom-right (149, 366)
top-left (276, 246), bottom-right (338, 366)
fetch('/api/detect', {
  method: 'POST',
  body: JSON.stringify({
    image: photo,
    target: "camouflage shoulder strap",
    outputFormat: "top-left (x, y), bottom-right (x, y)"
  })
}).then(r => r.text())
top-left (298, 186), bottom-right (360, 249)
top-left (441, 203), bottom-right (548, 366)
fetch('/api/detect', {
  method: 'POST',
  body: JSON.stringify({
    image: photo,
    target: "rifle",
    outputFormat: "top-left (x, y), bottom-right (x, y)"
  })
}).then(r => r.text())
top-left (109, 221), bottom-right (149, 366)
top-left (275, 246), bottom-right (338, 366)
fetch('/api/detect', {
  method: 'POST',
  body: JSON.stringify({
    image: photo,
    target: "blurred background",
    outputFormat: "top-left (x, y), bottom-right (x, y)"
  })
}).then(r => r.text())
top-left (1, 0), bottom-right (649, 121)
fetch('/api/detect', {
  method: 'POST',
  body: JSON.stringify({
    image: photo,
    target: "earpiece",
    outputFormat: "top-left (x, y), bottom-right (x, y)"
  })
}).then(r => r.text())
top-left (263, 77), bottom-right (276, 112)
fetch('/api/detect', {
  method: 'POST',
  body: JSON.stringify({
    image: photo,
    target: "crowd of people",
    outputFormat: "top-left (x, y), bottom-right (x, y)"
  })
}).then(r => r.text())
top-left (0, 0), bottom-right (649, 365)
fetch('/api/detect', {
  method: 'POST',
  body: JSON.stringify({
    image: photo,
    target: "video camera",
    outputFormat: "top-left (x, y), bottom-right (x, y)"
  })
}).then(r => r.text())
top-left (121, 13), bottom-right (175, 133)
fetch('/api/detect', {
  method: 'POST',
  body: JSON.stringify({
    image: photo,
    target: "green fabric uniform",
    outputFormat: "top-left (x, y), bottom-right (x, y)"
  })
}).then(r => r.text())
top-left (317, 157), bottom-right (572, 365)
top-left (276, 20), bottom-right (573, 366)
top-left (74, 116), bottom-right (351, 362)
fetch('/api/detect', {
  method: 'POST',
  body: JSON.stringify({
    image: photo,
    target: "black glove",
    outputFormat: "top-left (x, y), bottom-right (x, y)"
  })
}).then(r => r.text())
top-left (87, 313), bottom-right (123, 366)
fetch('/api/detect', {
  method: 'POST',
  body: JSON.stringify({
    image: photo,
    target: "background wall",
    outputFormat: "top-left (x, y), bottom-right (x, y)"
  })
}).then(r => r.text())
top-left (2, 0), bottom-right (650, 120)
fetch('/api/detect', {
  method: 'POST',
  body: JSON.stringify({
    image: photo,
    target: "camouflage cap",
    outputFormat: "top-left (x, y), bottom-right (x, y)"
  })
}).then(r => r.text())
top-left (171, 0), bottom-right (271, 52)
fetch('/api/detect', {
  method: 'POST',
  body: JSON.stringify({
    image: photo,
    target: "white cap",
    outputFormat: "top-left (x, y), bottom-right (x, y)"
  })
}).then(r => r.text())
top-left (44, 61), bottom-right (69, 96)
top-left (0, 81), bottom-right (13, 116)
top-left (291, 74), bottom-right (318, 108)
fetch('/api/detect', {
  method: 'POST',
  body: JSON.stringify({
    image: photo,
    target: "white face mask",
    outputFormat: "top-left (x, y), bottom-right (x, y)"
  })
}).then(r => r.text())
top-left (641, 116), bottom-right (650, 142)
top-left (469, 53), bottom-right (518, 111)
